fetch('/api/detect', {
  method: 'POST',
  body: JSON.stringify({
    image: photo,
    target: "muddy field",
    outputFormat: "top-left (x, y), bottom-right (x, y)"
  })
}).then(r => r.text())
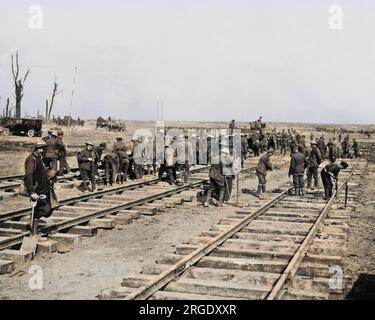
top-left (0, 121), bottom-right (374, 300)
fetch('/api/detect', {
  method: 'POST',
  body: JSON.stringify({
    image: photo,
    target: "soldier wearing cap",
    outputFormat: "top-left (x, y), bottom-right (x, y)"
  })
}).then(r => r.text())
top-left (164, 139), bottom-right (176, 185)
top-left (24, 140), bottom-right (58, 234)
top-left (57, 130), bottom-right (71, 176)
top-left (113, 138), bottom-right (130, 182)
top-left (77, 142), bottom-right (96, 192)
top-left (176, 134), bottom-right (194, 185)
top-left (255, 149), bottom-right (274, 197)
top-left (43, 130), bottom-right (63, 171)
top-left (132, 137), bottom-right (145, 180)
top-left (289, 145), bottom-right (308, 196)
top-left (321, 157), bottom-right (348, 200)
top-left (203, 149), bottom-right (226, 207)
top-left (306, 141), bottom-right (322, 189)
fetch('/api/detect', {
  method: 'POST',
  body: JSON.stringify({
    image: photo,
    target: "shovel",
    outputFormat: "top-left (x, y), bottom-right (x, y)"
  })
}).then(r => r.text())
top-left (21, 195), bottom-right (46, 254)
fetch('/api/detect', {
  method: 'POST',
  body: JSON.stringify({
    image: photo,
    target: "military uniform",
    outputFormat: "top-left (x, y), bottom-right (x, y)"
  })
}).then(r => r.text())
top-left (256, 153), bottom-right (273, 196)
top-left (77, 145), bottom-right (96, 191)
top-left (104, 152), bottom-right (120, 185)
top-left (307, 145), bottom-right (322, 188)
top-left (289, 151), bottom-right (307, 196)
top-left (321, 163), bottom-right (340, 200)
top-left (43, 134), bottom-right (63, 170)
top-left (204, 154), bottom-right (225, 206)
top-left (317, 137), bottom-right (326, 160)
top-left (132, 140), bottom-right (145, 180)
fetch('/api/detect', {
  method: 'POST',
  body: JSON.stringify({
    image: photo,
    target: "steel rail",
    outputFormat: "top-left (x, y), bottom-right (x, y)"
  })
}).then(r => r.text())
top-left (0, 165), bottom-right (257, 252)
top-left (125, 163), bottom-right (358, 301)
top-left (126, 186), bottom-right (292, 300)
top-left (265, 162), bottom-right (359, 300)
top-left (0, 166), bottom-right (210, 223)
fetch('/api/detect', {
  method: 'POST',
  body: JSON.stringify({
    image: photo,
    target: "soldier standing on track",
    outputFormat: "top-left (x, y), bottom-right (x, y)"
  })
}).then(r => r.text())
top-left (165, 139), bottom-right (176, 185)
top-left (240, 134), bottom-right (248, 168)
top-left (43, 131), bottom-right (62, 171)
top-left (113, 138), bottom-right (130, 183)
top-left (77, 142), bottom-right (96, 192)
top-left (306, 141), bottom-right (322, 190)
top-left (280, 132), bottom-right (288, 156)
top-left (176, 135), bottom-right (194, 185)
top-left (57, 131), bottom-right (71, 176)
top-left (352, 139), bottom-right (359, 158)
top-left (289, 145), bottom-right (308, 196)
top-left (318, 136), bottom-right (326, 160)
top-left (255, 149), bottom-right (274, 198)
top-left (222, 147), bottom-right (236, 204)
top-left (103, 152), bottom-right (120, 186)
top-left (24, 140), bottom-right (58, 234)
top-left (132, 137), bottom-right (145, 180)
top-left (321, 157), bottom-right (348, 200)
top-left (203, 152), bottom-right (225, 207)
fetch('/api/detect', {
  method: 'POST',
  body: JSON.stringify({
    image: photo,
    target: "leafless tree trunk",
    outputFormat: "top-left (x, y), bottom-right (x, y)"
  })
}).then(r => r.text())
top-left (5, 98), bottom-right (9, 117)
top-left (47, 82), bottom-right (62, 120)
top-left (45, 99), bottom-right (49, 119)
top-left (11, 52), bottom-right (30, 118)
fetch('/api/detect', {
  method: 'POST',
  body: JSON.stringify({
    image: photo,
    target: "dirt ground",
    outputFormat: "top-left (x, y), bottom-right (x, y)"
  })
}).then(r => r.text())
top-left (1, 121), bottom-right (375, 300)
top-left (343, 162), bottom-right (375, 299)
top-left (0, 159), bottom-right (290, 300)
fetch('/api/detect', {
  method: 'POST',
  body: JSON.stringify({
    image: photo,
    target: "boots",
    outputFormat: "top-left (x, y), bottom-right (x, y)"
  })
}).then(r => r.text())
top-left (256, 184), bottom-right (262, 197)
top-left (324, 188), bottom-right (330, 200)
top-left (294, 187), bottom-right (299, 196)
top-left (217, 190), bottom-right (225, 207)
top-left (299, 187), bottom-right (305, 196)
top-left (262, 184), bottom-right (266, 193)
top-left (203, 190), bottom-right (212, 207)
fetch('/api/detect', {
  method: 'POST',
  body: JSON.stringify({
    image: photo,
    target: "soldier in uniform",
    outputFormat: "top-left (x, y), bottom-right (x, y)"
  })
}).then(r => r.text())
top-left (77, 142), bottom-right (96, 192)
top-left (321, 158), bottom-right (348, 200)
top-left (132, 137), bottom-right (145, 180)
top-left (165, 139), bottom-right (176, 185)
top-left (203, 151), bottom-right (225, 207)
top-left (103, 152), bottom-right (120, 186)
top-left (57, 131), bottom-right (71, 176)
top-left (256, 149), bottom-right (274, 198)
top-left (176, 135), bottom-right (194, 185)
top-left (306, 141), bottom-right (322, 189)
top-left (318, 136), bottom-right (326, 160)
top-left (43, 131), bottom-right (62, 171)
top-left (222, 147), bottom-right (236, 203)
top-left (289, 145), bottom-right (308, 196)
top-left (352, 139), bottom-right (359, 158)
top-left (280, 132), bottom-right (288, 156)
top-left (113, 138), bottom-right (130, 183)
top-left (240, 134), bottom-right (248, 168)
top-left (24, 140), bottom-right (58, 234)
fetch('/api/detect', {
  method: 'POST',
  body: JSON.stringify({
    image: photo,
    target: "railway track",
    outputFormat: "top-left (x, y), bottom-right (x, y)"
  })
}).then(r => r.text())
top-left (99, 160), bottom-right (365, 300)
top-left (0, 164), bottom-right (260, 272)
top-left (0, 169), bottom-right (81, 198)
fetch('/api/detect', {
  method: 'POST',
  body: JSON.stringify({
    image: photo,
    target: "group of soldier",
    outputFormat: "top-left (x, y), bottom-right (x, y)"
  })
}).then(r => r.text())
top-left (23, 121), bottom-right (361, 235)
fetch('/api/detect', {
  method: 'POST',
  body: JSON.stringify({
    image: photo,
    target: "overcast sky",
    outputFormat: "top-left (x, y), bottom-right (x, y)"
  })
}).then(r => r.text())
top-left (0, 0), bottom-right (374, 124)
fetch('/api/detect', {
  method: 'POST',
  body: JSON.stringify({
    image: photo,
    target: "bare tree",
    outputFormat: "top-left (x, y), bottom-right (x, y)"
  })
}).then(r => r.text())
top-left (46, 82), bottom-right (62, 120)
top-left (5, 98), bottom-right (9, 117)
top-left (11, 52), bottom-right (30, 118)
